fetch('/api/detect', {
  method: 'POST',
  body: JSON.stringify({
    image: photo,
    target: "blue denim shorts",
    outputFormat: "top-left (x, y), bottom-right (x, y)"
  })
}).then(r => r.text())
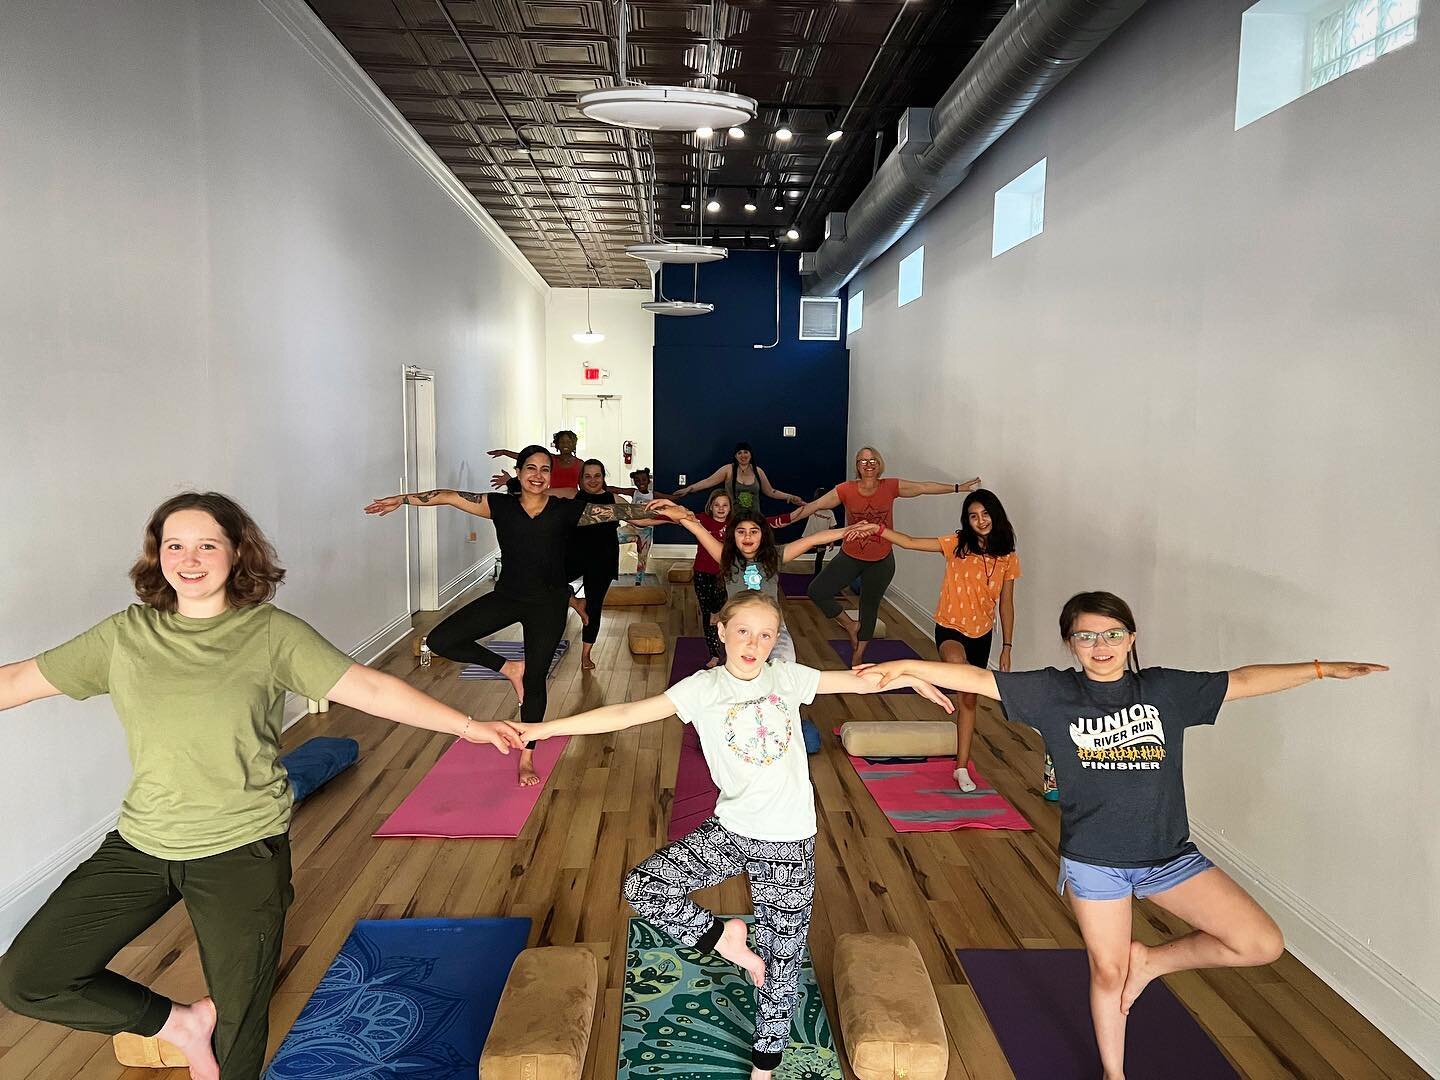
top-left (1057, 850), bottom-right (1215, 901)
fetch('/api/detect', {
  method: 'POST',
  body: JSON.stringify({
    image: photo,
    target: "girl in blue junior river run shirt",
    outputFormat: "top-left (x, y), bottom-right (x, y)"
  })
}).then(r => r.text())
top-left (855, 590), bottom-right (1386, 1080)
top-left (523, 592), bottom-right (951, 1080)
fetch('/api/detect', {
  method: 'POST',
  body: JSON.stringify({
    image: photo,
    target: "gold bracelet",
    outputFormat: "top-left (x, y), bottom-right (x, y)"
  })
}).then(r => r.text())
top-left (462, 714), bottom-right (474, 738)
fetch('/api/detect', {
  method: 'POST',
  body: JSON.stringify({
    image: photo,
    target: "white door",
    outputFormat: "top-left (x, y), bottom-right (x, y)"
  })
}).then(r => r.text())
top-left (403, 367), bottom-right (439, 613)
top-left (562, 395), bottom-right (625, 477)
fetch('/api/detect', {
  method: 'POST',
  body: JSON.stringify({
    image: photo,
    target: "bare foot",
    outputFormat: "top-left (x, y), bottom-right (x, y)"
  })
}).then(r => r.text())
top-left (581, 644), bottom-right (596, 671)
top-left (750, 1068), bottom-right (774, 1080)
top-left (155, 997), bottom-right (219, 1080)
top-left (500, 658), bottom-right (526, 704)
top-left (715, 918), bottom-right (765, 987)
top-left (852, 638), bottom-right (869, 667)
top-left (569, 595), bottom-right (589, 626)
top-left (1120, 940), bottom-right (1156, 1014)
top-left (837, 613), bottom-right (860, 651)
top-left (518, 748), bottom-right (541, 787)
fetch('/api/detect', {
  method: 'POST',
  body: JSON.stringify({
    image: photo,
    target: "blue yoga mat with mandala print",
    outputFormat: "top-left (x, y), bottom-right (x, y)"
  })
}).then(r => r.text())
top-left (265, 917), bottom-right (530, 1080)
top-left (620, 917), bottom-right (841, 1080)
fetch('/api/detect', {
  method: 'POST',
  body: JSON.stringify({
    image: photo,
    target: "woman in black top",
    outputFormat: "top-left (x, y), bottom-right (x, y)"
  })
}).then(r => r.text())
top-left (365, 445), bottom-right (685, 785)
top-left (856, 591), bottom-right (1385, 1080)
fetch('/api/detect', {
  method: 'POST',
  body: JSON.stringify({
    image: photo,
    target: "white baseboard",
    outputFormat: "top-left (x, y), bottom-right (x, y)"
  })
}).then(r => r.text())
top-left (885, 580), bottom-right (1438, 1073)
top-left (0, 811), bottom-right (117, 954)
top-left (1189, 821), bottom-right (1440, 1075)
top-left (652, 543), bottom-right (698, 560)
top-left (439, 551), bottom-right (498, 608)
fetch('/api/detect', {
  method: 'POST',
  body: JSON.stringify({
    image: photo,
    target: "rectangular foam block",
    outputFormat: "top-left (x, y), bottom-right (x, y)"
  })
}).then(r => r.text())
top-left (112, 1034), bottom-right (188, 1068)
top-left (481, 946), bottom-right (598, 1080)
top-left (835, 933), bottom-right (948, 1080)
top-left (604, 584), bottom-right (668, 607)
top-left (666, 564), bottom-right (693, 583)
top-left (628, 621), bottom-right (665, 655)
top-left (839, 720), bottom-right (956, 758)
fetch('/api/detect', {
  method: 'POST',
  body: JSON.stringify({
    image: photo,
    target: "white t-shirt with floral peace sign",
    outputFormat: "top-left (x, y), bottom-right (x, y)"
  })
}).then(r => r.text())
top-left (665, 661), bottom-right (821, 841)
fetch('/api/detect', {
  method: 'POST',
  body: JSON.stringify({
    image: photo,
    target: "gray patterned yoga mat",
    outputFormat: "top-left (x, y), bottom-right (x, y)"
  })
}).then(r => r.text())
top-left (458, 638), bottom-right (568, 679)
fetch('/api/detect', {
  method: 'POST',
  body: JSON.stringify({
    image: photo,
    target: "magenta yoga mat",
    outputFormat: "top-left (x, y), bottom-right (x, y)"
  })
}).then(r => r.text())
top-left (847, 756), bottom-right (1031, 832)
top-left (374, 736), bottom-right (569, 838)
top-left (958, 949), bottom-right (1238, 1079)
top-left (665, 638), bottom-right (720, 840)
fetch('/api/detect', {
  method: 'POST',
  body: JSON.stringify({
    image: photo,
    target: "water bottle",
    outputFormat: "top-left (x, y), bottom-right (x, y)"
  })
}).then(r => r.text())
top-left (419, 640), bottom-right (432, 668)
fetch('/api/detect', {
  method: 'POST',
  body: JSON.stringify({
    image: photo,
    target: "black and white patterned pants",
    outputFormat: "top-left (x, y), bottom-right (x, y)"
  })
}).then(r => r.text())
top-left (623, 817), bottom-right (817, 1069)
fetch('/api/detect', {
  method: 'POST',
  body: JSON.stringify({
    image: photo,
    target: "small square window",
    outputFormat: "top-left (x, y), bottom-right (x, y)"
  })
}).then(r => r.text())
top-left (898, 248), bottom-right (924, 307)
top-left (1235, 0), bottom-right (1421, 130)
top-left (847, 290), bottom-right (864, 335)
top-left (993, 159), bottom-right (1047, 258)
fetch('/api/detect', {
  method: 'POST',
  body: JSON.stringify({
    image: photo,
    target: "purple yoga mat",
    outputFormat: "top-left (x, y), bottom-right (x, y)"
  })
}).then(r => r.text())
top-left (666, 637), bottom-right (719, 840)
top-left (828, 638), bottom-right (924, 694)
top-left (778, 573), bottom-right (815, 598)
top-left (958, 949), bottom-right (1238, 1079)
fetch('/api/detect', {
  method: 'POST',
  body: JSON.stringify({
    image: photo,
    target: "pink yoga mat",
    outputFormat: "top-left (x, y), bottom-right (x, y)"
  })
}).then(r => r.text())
top-left (847, 755), bottom-right (1031, 833)
top-left (374, 736), bottom-right (569, 838)
top-left (669, 725), bottom-right (720, 841)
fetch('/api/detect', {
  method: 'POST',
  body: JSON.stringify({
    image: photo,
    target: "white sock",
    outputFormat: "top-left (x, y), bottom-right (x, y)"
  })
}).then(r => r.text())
top-left (953, 767), bottom-right (977, 793)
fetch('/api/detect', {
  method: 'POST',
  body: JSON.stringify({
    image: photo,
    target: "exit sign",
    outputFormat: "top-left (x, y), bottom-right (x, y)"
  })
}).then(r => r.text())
top-left (583, 366), bottom-right (604, 381)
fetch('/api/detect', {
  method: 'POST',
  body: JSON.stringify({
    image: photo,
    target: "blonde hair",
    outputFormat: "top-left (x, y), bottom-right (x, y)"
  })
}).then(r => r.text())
top-left (854, 445), bottom-right (885, 476)
top-left (716, 590), bottom-right (782, 627)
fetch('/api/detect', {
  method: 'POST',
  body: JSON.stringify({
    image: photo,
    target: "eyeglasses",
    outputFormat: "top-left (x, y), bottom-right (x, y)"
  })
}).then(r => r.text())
top-left (1070, 629), bottom-right (1131, 647)
top-left (856, 458), bottom-right (880, 466)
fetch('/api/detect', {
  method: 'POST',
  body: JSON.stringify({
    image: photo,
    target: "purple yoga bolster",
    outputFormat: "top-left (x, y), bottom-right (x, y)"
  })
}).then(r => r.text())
top-left (957, 948), bottom-right (1238, 1078)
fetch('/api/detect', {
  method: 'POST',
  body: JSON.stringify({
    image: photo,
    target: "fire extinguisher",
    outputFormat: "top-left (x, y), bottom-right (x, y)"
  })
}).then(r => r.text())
top-left (622, 440), bottom-right (634, 465)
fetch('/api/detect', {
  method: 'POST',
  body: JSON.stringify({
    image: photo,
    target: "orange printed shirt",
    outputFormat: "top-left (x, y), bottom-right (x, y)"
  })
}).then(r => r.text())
top-left (933, 535), bottom-right (1020, 637)
top-left (838, 478), bottom-right (900, 561)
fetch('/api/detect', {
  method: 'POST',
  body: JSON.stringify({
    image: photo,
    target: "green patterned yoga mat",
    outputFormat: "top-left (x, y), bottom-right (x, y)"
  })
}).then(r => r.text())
top-left (620, 918), bottom-right (842, 1080)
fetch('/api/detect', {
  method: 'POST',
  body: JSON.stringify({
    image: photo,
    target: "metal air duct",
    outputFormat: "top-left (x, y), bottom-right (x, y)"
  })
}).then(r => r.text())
top-left (802, 0), bottom-right (1150, 297)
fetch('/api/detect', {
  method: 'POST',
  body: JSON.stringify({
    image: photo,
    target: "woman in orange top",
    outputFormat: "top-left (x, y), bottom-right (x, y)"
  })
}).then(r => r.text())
top-left (880, 489), bottom-right (1019, 792)
top-left (794, 447), bottom-right (980, 665)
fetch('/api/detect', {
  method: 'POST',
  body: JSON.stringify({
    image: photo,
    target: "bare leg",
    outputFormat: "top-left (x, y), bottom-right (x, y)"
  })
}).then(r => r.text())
top-left (937, 642), bottom-right (977, 789)
top-left (580, 641), bottom-right (596, 670)
top-left (835, 611), bottom-right (860, 654)
top-left (714, 918), bottom-right (765, 987)
top-left (154, 998), bottom-right (219, 1080)
top-left (1069, 894), bottom-right (1135, 1080)
top-left (568, 595), bottom-right (589, 627)
top-left (500, 658), bottom-right (525, 704)
top-left (1121, 868), bottom-right (1283, 1014)
top-left (750, 1069), bottom-right (773, 1080)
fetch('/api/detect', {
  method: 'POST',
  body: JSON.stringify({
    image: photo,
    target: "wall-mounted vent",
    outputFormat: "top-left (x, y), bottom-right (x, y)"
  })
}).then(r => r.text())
top-left (798, 296), bottom-right (842, 341)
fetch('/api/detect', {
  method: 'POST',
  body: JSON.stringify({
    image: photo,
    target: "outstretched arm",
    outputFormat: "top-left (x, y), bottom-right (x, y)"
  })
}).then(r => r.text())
top-left (789, 486), bottom-right (841, 525)
top-left (527, 693), bottom-right (677, 740)
top-left (673, 512), bottom-right (724, 562)
top-left (671, 465), bottom-right (730, 499)
top-left (327, 664), bottom-right (525, 750)
top-left (855, 658), bottom-right (1000, 699)
top-left (816, 669), bottom-right (955, 713)
top-left (0, 659), bottom-right (63, 712)
top-left (896, 477), bottom-right (982, 498)
top-left (577, 501), bottom-right (689, 527)
top-left (364, 489), bottom-right (491, 518)
top-left (756, 467), bottom-right (803, 506)
top-left (780, 522), bottom-right (877, 562)
top-left (879, 527), bottom-right (944, 553)
top-left (488, 448), bottom-right (519, 461)
top-left (1224, 661), bottom-right (1387, 702)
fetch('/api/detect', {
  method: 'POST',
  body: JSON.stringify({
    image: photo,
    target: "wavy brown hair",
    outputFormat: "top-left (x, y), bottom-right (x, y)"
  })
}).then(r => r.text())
top-left (130, 492), bottom-right (285, 611)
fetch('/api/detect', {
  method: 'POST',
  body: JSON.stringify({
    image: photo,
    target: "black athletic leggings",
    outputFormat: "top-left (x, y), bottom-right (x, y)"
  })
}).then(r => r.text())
top-left (692, 570), bottom-right (727, 659)
top-left (566, 553), bottom-right (614, 646)
top-left (808, 551), bottom-right (896, 641)
top-left (426, 591), bottom-right (569, 725)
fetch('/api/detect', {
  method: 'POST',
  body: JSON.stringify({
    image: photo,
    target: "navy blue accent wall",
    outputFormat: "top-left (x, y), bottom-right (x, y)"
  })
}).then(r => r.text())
top-left (652, 251), bottom-right (850, 541)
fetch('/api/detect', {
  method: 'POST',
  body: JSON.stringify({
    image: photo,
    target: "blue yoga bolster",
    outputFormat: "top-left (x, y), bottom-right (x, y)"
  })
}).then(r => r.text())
top-left (281, 736), bottom-right (360, 805)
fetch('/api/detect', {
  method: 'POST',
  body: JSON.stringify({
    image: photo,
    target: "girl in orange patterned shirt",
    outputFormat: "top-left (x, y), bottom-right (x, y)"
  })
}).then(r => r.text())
top-left (880, 489), bottom-right (1019, 792)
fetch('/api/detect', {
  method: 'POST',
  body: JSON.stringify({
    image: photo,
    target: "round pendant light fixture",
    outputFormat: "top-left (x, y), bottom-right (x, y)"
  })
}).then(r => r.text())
top-left (625, 242), bottom-right (727, 264)
top-left (578, 86), bottom-right (756, 132)
top-left (641, 299), bottom-right (715, 316)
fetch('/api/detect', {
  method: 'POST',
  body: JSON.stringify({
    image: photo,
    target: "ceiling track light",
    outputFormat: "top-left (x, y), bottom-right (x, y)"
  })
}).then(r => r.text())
top-left (785, 228), bottom-right (800, 241)
top-left (775, 110), bottom-right (794, 141)
top-left (825, 111), bottom-right (843, 141)
top-left (727, 126), bottom-right (745, 139)
top-left (744, 188), bottom-right (758, 213)
top-left (705, 187), bottom-right (721, 213)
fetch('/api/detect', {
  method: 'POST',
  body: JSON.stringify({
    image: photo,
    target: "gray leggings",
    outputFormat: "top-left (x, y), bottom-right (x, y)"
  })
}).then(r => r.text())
top-left (807, 551), bottom-right (895, 640)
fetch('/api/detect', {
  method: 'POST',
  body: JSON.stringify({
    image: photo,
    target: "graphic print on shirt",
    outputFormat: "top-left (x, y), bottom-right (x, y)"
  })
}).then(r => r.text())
top-left (1069, 702), bottom-right (1166, 771)
top-left (724, 693), bottom-right (795, 765)
top-left (742, 561), bottom-right (764, 590)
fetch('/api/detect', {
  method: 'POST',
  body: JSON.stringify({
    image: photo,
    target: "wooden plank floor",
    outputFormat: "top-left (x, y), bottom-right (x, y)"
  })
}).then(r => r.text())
top-left (0, 560), bottom-right (1425, 1080)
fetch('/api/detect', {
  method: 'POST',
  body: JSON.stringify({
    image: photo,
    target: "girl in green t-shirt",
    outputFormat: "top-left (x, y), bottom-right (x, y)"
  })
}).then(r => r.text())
top-left (0, 492), bottom-right (525, 1080)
